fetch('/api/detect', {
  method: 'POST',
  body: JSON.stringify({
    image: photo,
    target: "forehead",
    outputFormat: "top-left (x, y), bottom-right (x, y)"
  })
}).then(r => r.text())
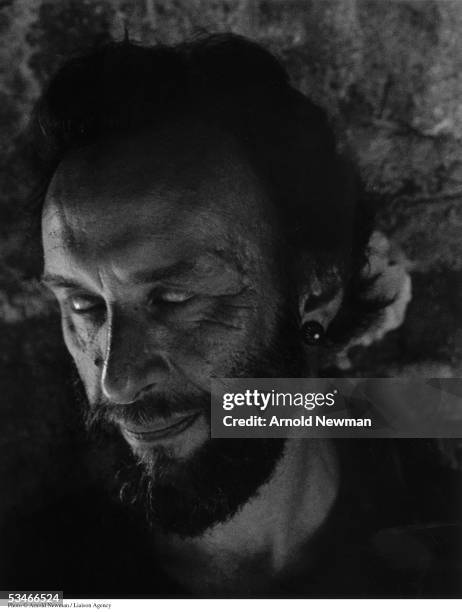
top-left (42, 124), bottom-right (274, 273)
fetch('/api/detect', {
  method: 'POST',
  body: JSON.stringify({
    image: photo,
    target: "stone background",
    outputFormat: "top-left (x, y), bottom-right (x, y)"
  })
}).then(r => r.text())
top-left (1, 0), bottom-right (461, 529)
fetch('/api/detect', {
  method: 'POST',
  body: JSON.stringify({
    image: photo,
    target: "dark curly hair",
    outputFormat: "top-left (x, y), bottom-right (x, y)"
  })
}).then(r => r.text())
top-left (27, 33), bottom-right (382, 347)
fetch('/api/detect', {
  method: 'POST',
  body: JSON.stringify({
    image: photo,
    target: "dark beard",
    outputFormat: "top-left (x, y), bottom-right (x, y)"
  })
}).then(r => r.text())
top-left (74, 299), bottom-right (305, 537)
top-left (114, 437), bottom-right (286, 538)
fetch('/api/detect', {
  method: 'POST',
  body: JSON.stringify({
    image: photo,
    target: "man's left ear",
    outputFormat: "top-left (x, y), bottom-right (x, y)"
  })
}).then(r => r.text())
top-left (298, 270), bottom-right (344, 340)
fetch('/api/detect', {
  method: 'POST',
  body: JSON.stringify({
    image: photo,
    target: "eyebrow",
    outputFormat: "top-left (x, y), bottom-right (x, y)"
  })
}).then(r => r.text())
top-left (41, 260), bottom-right (200, 290)
top-left (130, 260), bottom-right (197, 284)
top-left (40, 274), bottom-right (85, 291)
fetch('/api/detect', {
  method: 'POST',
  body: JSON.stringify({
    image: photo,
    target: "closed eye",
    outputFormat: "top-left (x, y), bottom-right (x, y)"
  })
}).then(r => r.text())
top-left (148, 289), bottom-right (194, 306)
top-left (68, 294), bottom-right (105, 314)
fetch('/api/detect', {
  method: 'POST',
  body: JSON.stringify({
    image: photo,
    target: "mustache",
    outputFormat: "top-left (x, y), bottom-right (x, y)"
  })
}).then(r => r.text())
top-left (72, 379), bottom-right (210, 432)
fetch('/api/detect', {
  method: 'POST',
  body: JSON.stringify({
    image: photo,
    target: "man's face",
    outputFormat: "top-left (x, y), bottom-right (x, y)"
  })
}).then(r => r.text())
top-left (41, 123), bottom-right (303, 535)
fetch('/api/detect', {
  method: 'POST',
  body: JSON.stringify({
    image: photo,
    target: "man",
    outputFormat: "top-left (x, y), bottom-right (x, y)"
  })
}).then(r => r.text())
top-left (3, 34), bottom-right (458, 596)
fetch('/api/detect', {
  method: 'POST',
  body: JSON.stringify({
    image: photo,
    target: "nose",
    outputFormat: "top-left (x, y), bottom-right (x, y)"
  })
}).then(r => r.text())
top-left (100, 311), bottom-right (170, 405)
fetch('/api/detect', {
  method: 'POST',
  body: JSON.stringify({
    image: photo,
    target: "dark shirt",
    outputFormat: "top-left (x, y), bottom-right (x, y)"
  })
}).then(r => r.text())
top-left (1, 440), bottom-right (461, 597)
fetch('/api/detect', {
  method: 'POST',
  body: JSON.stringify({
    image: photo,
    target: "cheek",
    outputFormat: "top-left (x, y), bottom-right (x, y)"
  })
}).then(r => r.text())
top-left (61, 313), bottom-right (100, 394)
top-left (169, 294), bottom-right (274, 378)
top-left (61, 311), bottom-right (98, 354)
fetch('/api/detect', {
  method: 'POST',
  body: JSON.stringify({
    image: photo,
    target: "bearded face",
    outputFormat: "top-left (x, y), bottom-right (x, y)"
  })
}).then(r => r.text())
top-left (42, 124), bottom-right (307, 536)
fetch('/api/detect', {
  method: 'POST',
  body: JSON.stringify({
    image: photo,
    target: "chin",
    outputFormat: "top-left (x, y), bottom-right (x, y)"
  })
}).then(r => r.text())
top-left (123, 411), bottom-right (211, 464)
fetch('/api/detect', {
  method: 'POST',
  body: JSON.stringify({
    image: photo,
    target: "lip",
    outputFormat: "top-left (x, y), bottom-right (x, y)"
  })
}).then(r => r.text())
top-left (120, 411), bottom-right (201, 444)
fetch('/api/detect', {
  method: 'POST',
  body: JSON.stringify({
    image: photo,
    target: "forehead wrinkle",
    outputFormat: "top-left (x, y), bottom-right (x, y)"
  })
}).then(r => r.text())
top-left (43, 191), bottom-right (82, 252)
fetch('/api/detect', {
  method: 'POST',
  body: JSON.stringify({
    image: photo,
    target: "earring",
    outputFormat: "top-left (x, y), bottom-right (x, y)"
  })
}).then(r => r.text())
top-left (301, 321), bottom-right (325, 345)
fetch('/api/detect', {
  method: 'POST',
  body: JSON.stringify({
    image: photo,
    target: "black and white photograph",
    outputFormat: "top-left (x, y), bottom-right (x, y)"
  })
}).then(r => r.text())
top-left (0, 0), bottom-right (461, 602)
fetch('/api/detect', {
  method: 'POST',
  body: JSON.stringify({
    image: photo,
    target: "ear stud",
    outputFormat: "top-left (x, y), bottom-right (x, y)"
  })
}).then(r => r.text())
top-left (301, 321), bottom-right (325, 345)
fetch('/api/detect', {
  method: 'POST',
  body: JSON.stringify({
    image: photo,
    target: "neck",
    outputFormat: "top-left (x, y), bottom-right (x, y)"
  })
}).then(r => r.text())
top-left (153, 438), bottom-right (339, 594)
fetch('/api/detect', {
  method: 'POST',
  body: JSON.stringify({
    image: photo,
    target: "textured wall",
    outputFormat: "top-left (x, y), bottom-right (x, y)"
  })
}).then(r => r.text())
top-left (1, 0), bottom-right (462, 521)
